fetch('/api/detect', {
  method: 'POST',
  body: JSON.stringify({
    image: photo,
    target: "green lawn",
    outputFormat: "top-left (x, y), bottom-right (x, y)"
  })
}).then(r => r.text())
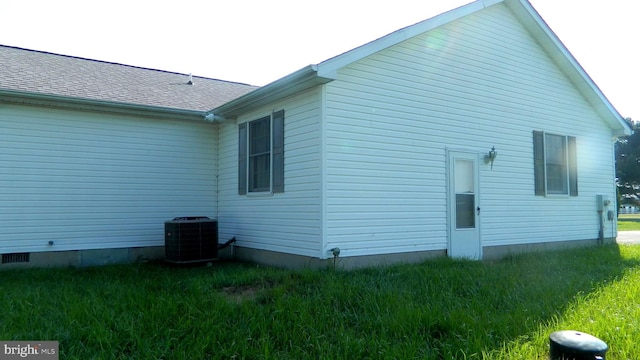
top-left (618, 214), bottom-right (640, 231)
top-left (2, 245), bottom-right (640, 359)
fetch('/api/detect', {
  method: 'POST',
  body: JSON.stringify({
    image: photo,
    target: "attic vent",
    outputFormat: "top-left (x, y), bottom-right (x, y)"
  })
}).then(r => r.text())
top-left (2, 252), bottom-right (30, 264)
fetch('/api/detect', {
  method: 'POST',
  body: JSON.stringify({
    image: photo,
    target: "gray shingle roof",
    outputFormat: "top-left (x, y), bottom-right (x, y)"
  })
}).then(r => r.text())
top-left (0, 45), bottom-right (257, 112)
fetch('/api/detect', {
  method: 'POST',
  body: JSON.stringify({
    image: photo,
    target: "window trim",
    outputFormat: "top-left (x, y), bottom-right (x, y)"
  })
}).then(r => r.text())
top-left (545, 133), bottom-right (568, 195)
top-left (248, 115), bottom-right (272, 193)
top-left (238, 110), bottom-right (284, 195)
top-left (533, 131), bottom-right (578, 197)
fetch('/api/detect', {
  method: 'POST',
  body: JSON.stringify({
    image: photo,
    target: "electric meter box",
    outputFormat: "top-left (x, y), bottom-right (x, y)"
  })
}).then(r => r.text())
top-left (596, 194), bottom-right (609, 212)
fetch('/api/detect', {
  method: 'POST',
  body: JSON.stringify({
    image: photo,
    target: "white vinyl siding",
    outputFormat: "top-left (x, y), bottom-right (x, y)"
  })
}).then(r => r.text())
top-left (323, 3), bottom-right (616, 257)
top-left (0, 104), bottom-right (217, 254)
top-left (2, 2), bottom-right (620, 263)
top-left (217, 88), bottom-right (323, 257)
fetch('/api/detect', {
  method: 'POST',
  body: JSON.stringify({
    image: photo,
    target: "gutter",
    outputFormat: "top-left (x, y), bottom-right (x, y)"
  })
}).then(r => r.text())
top-left (210, 65), bottom-right (335, 119)
top-left (0, 89), bottom-right (206, 122)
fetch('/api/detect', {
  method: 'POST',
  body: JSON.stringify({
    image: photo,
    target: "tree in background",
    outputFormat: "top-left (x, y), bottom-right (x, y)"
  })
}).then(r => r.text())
top-left (615, 118), bottom-right (640, 205)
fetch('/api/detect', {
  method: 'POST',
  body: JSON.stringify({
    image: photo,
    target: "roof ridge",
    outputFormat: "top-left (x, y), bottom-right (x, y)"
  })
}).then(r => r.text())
top-left (0, 44), bottom-right (256, 87)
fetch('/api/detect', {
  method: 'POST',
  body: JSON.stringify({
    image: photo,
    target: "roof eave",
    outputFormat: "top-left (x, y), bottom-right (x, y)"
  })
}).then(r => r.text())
top-left (213, 0), bottom-right (632, 137)
top-left (210, 65), bottom-right (334, 119)
top-left (0, 89), bottom-right (206, 121)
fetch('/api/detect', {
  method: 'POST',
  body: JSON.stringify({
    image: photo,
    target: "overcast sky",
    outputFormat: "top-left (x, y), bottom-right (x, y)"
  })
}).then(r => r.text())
top-left (1, 0), bottom-right (638, 119)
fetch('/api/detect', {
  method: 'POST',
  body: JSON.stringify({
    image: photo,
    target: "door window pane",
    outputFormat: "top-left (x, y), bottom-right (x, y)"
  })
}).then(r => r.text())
top-left (456, 194), bottom-right (475, 229)
top-left (454, 159), bottom-right (475, 229)
top-left (455, 159), bottom-right (474, 193)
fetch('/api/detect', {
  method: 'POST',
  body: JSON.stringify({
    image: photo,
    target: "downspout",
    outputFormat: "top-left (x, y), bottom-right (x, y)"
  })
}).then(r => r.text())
top-left (599, 136), bottom-right (621, 244)
top-left (598, 208), bottom-right (604, 244)
top-left (611, 136), bottom-right (621, 241)
top-left (204, 112), bottom-right (236, 256)
top-left (215, 118), bottom-right (220, 221)
top-left (203, 113), bottom-right (229, 218)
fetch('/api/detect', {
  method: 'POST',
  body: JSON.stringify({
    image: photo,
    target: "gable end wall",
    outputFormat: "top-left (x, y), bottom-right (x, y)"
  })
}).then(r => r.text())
top-left (323, 3), bottom-right (616, 258)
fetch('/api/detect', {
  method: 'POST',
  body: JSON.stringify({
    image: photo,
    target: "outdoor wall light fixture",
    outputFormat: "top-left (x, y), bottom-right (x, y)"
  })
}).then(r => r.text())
top-left (484, 146), bottom-right (497, 169)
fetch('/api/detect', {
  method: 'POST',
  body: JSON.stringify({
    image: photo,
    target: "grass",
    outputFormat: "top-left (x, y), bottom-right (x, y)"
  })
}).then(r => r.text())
top-left (2, 245), bottom-right (640, 359)
top-left (618, 213), bottom-right (640, 231)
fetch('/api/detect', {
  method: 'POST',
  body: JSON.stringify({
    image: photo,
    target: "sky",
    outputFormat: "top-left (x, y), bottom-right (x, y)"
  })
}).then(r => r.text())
top-left (1, 0), bottom-right (638, 120)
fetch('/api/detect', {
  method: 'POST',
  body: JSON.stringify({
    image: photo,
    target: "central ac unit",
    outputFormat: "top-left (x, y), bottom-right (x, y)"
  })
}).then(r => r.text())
top-left (164, 217), bottom-right (218, 263)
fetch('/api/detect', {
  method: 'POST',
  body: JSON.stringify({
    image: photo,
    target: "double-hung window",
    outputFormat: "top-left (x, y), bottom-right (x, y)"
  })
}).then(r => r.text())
top-left (238, 110), bottom-right (284, 194)
top-left (533, 131), bottom-right (578, 196)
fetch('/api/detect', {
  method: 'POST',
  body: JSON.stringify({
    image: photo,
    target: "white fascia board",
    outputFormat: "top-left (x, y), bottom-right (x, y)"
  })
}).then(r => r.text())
top-left (505, 0), bottom-right (632, 136)
top-left (0, 89), bottom-right (205, 121)
top-left (316, 0), bottom-right (501, 78)
top-left (210, 65), bottom-right (335, 119)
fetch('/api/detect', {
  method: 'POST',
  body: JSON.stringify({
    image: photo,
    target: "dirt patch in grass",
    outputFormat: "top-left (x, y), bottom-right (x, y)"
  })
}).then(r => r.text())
top-left (221, 285), bottom-right (261, 304)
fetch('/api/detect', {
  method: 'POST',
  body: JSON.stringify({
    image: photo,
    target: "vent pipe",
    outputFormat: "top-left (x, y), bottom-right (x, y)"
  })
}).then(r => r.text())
top-left (187, 73), bottom-right (193, 85)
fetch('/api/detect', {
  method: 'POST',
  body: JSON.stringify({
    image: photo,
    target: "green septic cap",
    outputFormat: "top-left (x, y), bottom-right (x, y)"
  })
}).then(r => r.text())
top-left (550, 330), bottom-right (608, 352)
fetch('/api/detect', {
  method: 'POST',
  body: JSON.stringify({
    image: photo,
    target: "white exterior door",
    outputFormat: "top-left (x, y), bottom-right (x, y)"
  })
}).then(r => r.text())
top-left (448, 151), bottom-right (481, 260)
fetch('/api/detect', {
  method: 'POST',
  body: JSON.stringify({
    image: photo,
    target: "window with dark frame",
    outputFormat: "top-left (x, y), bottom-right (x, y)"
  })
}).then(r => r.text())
top-left (533, 131), bottom-right (578, 196)
top-left (238, 110), bottom-right (285, 195)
